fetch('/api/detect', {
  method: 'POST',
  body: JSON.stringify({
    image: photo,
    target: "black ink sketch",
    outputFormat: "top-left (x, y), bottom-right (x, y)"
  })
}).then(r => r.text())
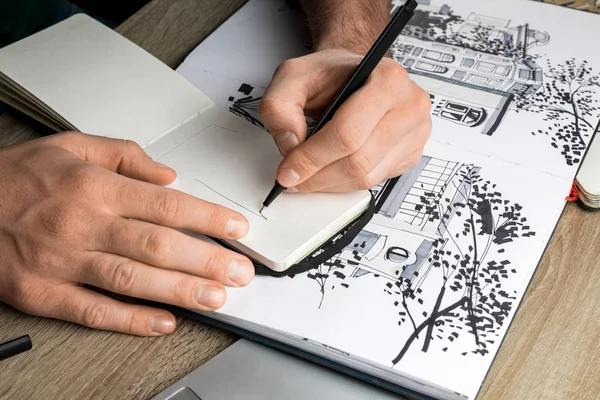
top-left (299, 155), bottom-right (536, 362)
top-left (515, 58), bottom-right (600, 165)
top-left (226, 83), bottom-right (319, 136)
top-left (390, 1), bottom-right (551, 136)
top-left (227, 83), bottom-right (266, 129)
top-left (389, 1), bottom-right (600, 165)
top-left (194, 178), bottom-right (267, 220)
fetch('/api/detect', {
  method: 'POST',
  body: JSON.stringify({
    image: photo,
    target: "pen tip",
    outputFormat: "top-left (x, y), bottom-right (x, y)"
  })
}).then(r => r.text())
top-left (259, 205), bottom-right (265, 214)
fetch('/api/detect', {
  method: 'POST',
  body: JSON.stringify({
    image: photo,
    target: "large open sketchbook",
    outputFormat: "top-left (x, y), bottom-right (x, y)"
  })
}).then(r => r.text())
top-left (175, 0), bottom-right (600, 399)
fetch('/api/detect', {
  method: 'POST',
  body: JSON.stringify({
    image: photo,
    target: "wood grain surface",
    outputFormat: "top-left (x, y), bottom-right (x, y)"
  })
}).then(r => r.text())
top-left (1, 1), bottom-right (599, 399)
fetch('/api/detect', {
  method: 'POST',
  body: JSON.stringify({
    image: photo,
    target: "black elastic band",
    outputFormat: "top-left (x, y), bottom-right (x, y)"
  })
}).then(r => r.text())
top-left (215, 192), bottom-right (376, 277)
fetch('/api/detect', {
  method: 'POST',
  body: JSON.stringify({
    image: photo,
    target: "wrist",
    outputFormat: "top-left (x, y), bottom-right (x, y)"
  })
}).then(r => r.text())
top-left (310, 4), bottom-right (390, 55)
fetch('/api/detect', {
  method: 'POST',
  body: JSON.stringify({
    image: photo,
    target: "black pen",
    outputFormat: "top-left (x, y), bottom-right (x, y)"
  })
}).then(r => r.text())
top-left (0, 335), bottom-right (32, 361)
top-left (260, 0), bottom-right (418, 214)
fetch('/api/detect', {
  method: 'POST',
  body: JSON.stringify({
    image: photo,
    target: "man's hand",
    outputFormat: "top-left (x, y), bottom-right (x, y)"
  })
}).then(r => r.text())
top-left (259, 0), bottom-right (432, 192)
top-left (260, 49), bottom-right (431, 193)
top-left (0, 132), bottom-right (254, 336)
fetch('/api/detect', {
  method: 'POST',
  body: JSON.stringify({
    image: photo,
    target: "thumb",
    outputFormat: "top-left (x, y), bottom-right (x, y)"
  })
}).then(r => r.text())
top-left (47, 131), bottom-right (176, 185)
top-left (259, 62), bottom-right (313, 156)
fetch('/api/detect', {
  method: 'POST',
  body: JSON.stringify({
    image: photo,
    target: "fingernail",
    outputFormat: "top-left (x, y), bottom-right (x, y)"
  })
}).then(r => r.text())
top-left (228, 259), bottom-right (255, 286)
top-left (277, 168), bottom-right (300, 187)
top-left (226, 215), bottom-right (249, 238)
top-left (156, 162), bottom-right (174, 171)
top-left (195, 285), bottom-right (225, 309)
top-left (274, 131), bottom-right (299, 155)
top-left (150, 315), bottom-right (175, 335)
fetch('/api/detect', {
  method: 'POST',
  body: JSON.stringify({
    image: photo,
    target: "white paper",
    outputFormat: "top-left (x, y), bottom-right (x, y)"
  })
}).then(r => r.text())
top-left (145, 107), bottom-right (371, 271)
top-left (0, 14), bottom-right (213, 147)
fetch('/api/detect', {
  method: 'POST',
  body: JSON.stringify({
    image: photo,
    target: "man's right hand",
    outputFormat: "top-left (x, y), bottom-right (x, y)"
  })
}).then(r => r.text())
top-left (0, 132), bottom-right (255, 336)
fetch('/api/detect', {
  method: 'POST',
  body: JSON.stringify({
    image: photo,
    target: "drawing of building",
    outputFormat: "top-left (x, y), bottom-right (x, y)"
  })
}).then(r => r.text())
top-left (340, 157), bottom-right (479, 282)
top-left (392, 3), bottom-right (550, 135)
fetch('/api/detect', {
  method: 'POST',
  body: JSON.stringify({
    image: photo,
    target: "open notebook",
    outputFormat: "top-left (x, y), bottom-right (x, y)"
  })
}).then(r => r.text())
top-left (0, 14), bottom-right (371, 272)
top-left (173, 0), bottom-right (600, 399)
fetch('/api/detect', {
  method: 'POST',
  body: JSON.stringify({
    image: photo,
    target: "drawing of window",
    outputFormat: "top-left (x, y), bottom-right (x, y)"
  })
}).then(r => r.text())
top-left (403, 58), bottom-right (415, 68)
top-left (422, 50), bottom-right (455, 63)
top-left (438, 102), bottom-right (487, 127)
top-left (396, 43), bottom-right (414, 55)
top-left (452, 70), bottom-right (466, 80)
top-left (476, 61), bottom-right (496, 73)
top-left (411, 47), bottom-right (422, 57)
top-left (519, 68), bottom-right (534, 80)
top-left (386, 247), bottom-right (410, 263)
top-left (461, 58), bottom-right (475, 68)
top-left (415, 62), bottom-right (448, 74)
top-left (468, 74), bottom-right (502, 88)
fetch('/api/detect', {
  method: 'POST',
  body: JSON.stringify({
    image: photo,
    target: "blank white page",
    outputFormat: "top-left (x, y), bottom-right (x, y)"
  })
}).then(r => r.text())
top-left (0, 14), bottom-right (213, 147)
top-left (146, 106), bottom-right (371, 271)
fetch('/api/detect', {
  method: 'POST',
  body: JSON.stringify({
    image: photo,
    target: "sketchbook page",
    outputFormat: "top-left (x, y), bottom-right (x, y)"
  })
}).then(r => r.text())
top-left (178, 0), bottom-right (600, 182)
top-left (178, 1), bottom-right (310, 89)
top-left (0, 14), bottom-right (213, 147)
top-left (392, 0), bottom-right (600, 181)
top-left (144, 105), bottom-right (371, 271)
top-left (201, 139), bottom-right (571, 399)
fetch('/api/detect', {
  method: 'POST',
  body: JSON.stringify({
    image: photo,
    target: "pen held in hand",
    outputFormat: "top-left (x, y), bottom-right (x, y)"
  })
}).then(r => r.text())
top-left (260, 0), bottom-right (418, 211)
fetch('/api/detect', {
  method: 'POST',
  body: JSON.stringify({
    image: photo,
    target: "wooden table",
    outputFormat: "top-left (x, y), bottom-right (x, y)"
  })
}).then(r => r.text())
top-left (1, 1), bottom-right (599, 399)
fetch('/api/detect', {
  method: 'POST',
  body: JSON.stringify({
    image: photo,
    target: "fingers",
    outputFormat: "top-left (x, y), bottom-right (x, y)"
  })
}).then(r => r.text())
top-left (109, 177), bottom-right (249, 240)
top-left (290, 108), bottom-right (427, 193)
top-left (259, 54), bottom-right (358, 156)
top-left (316, 147), bottom-right (424, 192)
top-left (78, 252), bottom-right (227, 311)
top-left (98, 217), bottom-right (255, 287)
top-left (259, 60), bottom-right (313, 155)
top-left (46, 132), bottom-right (176, 186)
top-left (35, 283), bottom-right (177, 336)
top-left (274, 66), bottom-right (407, 189)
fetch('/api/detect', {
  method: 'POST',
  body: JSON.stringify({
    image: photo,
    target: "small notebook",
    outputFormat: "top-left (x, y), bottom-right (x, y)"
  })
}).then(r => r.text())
top-left (0, 14), bottom-right (372, 272)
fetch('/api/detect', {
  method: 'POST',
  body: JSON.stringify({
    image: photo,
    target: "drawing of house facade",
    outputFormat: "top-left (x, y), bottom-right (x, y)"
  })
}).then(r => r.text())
top-left (340, 157), bottom-right (479, 282)
top-left (392, 1), bottom-right (550, 135)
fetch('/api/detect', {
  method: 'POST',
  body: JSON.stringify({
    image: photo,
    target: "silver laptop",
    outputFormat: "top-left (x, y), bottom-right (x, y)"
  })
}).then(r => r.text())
top-left (151, 339), bottom-right (403, 400)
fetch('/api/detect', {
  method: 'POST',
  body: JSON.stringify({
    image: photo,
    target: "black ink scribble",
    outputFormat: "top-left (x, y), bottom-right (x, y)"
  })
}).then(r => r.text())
top-left (194, 179), bottom-right (267, 220)
top-left (228, 84), bottom-right (266, 129)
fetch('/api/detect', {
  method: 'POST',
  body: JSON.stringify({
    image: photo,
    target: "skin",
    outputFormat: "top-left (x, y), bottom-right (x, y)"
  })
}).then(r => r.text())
top-left (0, 0), bottom-right (431, 336)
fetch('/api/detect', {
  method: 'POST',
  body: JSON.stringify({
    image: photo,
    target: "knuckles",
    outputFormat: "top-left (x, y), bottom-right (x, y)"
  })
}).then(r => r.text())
top-left (143, 230), bottom-right (173, 260)
top-left (258, 95), bottom-right (285, 120)
top-left (109, 260), bottom-right (137, 294)
top-left (37, 204), bottom-right (85, 238)
top-left (346, 152), bottom-right (377, 180)
top-left (79, 301), bottom-right (109, 329)
top-left (156, 190), bottom-right (182, 222)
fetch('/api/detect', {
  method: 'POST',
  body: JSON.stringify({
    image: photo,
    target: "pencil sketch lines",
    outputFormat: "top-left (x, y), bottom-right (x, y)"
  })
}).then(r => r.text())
top-left (193, 178), bottom-right (267, 220)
